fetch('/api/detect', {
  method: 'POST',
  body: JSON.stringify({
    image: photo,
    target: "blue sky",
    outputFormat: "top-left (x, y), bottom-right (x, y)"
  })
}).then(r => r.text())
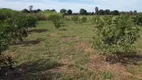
top-left (0, 0), bottom-right (141, 12)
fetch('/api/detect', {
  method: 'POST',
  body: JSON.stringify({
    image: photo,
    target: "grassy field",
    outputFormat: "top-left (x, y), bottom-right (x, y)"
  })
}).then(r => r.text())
top-left (3, 20), bottom-right (142, 80)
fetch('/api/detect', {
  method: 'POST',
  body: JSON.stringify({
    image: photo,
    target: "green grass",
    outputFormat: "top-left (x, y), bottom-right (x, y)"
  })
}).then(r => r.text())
top-left (3, 19), bottom-right (142, 80)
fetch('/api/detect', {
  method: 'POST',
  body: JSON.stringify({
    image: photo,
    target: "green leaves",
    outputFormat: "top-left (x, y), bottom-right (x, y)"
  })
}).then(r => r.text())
top-left (133, 14), bottom-right (142, 26)
top-left (93, 15), bottom-right (140, 54)
top-left (0, 24), bottom-right (10, 54)
top-left (48, 13), bottom-right (64, 29)
top-left (81, 17), bottom-right (87, 22)
top-left (71, 16), bottom-right (79, 23)
top-left (0, 9), bottom-right (38, 53)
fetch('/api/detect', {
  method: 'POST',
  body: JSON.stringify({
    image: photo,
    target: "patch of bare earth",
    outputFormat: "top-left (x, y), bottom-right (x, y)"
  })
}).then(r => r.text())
top-left (59, 58), bottom-right (76, 73)
top-left (62, 37), bottom-right (74, 42)
top-left (88, 55), bottom-right (133, 80)
top-left (62, 36), bottom-right (80, 42)
top-left (43, 57), bottom-right (75, 75)
top-left (50, 33), bottom-right (58, 38)
top-left (74, 42), bottom-right (94, 53)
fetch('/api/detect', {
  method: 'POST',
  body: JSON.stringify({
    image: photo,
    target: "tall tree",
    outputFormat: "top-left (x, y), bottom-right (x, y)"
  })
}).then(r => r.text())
top-left (67, 9), bottom-right (72, 15)
top-left (134, 10), bottom-right (137, 15)
top-left (95, 7), bottom-right (99, 15)
top-left (37, 9), bottom-right (42, 12)
top-left (104, 9), bottom-right (110, 15)
top-left (99, 9), bottom-right (104, 15)
top-left (21, 9), bottom-right (30, 13)
top-left (51, 9), bottom-right (56, 12)
top-left (111, 10), bottom-right (120, 15)
top-left (80, 8), bottom-right (87, 15)
top-left (29, 5), bottom-right (33, 12)
top-left (60, 9), bottom-right (67, 14)
top-left (44, 9), bottom-right (56, 13)
top-left (129, 11), bottom-right (133, 15)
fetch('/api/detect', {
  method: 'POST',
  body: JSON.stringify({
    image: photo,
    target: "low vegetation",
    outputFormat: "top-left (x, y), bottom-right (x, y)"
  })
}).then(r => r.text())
top-left (93, 15), bottom-right (140, 54)
top-left (0, 7), bottom-right (142, 80)
top-left (0, 9), bottom-right (38, 76)
top-left (47, 13), bottom-right (64, 29)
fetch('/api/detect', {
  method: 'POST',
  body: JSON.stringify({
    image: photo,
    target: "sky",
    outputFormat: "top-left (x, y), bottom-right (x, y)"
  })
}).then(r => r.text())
top-left (0, 0), bottom-right (141, 12)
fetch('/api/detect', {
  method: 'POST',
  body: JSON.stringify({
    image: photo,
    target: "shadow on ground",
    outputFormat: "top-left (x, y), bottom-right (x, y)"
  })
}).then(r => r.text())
top-left (0, 59), bottom-right (63, 80)
top-left (59, 28), bottom-right (67, 31)
top-left (106, 52), bottom-right (142, 65)
top-left (12, 38), bottom-right (45, 46)
top-left (28, 29), bottom-right (48, 33)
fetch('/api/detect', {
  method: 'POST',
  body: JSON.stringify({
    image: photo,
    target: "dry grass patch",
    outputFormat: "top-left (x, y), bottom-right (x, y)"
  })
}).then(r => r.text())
top-left (88, 55), bottom-right (134, 80)
top-left (74, 42), bottom-right (94, 53)
top-left (50, 33), bottom-right (58, 38)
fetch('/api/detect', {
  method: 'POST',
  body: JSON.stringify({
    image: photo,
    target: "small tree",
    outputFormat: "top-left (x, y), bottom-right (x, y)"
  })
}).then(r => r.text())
top-left (0, 24), bottom-right (10, 54)
top-left (0, 9), bottom-right (37, 76)
top-left (133, 14), bottom-right (142, 26)
top-left (0, 21), bottom-right (14, 76)
top-left (71, 16), bottom-right (79, 23)
top-left (81, 17), bottom-right (87, 22)
top-left (48, 13), bottom-right (64, 29)
top-left (93, 15), bottom-right (140, 55)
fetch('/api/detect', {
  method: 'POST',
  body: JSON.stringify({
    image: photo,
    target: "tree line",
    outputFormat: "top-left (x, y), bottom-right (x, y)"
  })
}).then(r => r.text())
top-left (21, 5), bottom-right (139, 15)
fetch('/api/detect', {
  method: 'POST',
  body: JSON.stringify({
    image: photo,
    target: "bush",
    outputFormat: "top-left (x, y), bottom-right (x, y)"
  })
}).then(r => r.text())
top-left (0, 23), bottom-right (14, 77)
top-left (0, 9), bottom-right (38, 43)
top-left (133, 14), bottom-right (142, 26)
top-left (64, 17), bottom-right (71, 21)
top-left (0, 9), bottom-right (37, 76)
top-left (71, 16), bottom-right (79, 23)
top-left (4, 13), bottom-right (38, 42)
top-left (0, 8), bottom-right (18, 20)
top-left (0, 22), bottom-right (11, 54)
top-left (33, 13), bottom-right (47, 21)
top-left (48, 13), bottom-right (64, 29)
top-left (91, 16), bottom-right (100, 24)
top-left (81, 17), bottom-right (87, 22)
top-left (24, 14), bottom-right (38, 28)
top-left (93, 15), bottom-right (140, 54)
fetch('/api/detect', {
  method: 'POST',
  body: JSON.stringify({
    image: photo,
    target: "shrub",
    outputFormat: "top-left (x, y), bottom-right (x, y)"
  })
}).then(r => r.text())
top-left (0, 23), bottom-right (14, 76)
top-left (33, 13), bottom-right (47, 21)
top-left (0, 8), bottom-right (18, 20)
top-left (0, 9), bottom-right (38, 42)
top-left (133, 14), bottom-right (142, 26)
top-left (91, 16), bottom-right (100, 24)
top-left (0, 22), bottom-right (11, 54)
top-left (48, 13), bottom-right (64, 29)
top-left (93, 15), bottom-right (140, 54)
top-left (4, 13), bottom-right (37, 42)
top-left (71, 16), bottom-right (79, 23)
top-left (0, 9), bottom-right (38, 76)
top-left (81, 17), bottom-right (87, 22)
top-left (64, 17), bottom-right (71, 21)
top-left (24, 14), bottom-right (38, 28)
